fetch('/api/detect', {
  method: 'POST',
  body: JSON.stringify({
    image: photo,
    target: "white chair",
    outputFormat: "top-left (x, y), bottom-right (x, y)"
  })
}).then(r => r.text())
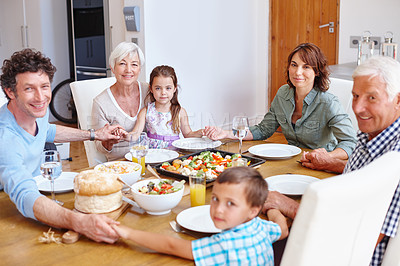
top-left (0, 88), bottom-right (8, 107)
top-left (329, 77), bottom-right (358, 131)
top-left (382, 219), bottom-right (400, 265)
top-left (280, 151), bottom-right (400, 266)
top-left (70, 77), bottom-right (116, 167)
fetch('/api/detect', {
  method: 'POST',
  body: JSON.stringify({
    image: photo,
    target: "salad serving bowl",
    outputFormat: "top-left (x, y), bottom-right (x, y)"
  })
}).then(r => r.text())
top-left (94, 161), bottom-right (142, 186)
top-left (130, 179), bottom-right (184, 215)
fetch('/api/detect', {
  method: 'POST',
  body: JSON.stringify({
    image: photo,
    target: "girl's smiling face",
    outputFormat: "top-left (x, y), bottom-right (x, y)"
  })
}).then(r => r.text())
top-left (150, 76), bottom-right (176, 105)
top-left (209, 182), bottom-right (260, 230)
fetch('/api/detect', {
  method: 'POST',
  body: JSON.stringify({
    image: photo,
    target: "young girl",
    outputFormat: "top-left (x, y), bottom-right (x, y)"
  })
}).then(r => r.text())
top-left (129, 65), bottom-right (203, 148)
top-left (112, 167), bottom-right (288, 264)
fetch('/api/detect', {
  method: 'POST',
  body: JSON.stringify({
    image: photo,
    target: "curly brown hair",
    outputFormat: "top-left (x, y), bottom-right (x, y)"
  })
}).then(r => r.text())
top-left (146, 65), bottom-right (181, 134)
top-left (286, 43), bottom-right (330, 92)
top-left (216, 167), bottom-right (269, 208)
top-left (1, 48), bottom-right (56, 100)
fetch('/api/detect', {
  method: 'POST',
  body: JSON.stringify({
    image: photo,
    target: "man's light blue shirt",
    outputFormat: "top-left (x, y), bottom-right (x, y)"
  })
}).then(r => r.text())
top-left (0, 104), bottom-right (56, 219)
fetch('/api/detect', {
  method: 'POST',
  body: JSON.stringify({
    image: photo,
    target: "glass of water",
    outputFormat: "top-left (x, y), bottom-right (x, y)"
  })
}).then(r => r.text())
top-left (40, 150), bottom-right (63, 205)
top-left (232, 116), bottom-right (249, 155)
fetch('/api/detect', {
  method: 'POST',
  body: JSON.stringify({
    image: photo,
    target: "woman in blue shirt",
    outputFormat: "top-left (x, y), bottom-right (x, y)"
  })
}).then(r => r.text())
top-left (205, 43), bottom-right (357, 160)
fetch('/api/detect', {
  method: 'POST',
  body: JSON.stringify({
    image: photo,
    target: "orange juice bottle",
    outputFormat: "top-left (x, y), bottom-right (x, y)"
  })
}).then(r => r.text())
top-left (131, 156), bottom-right (145, 176)
top-left (190, 184), bottom-right (206, 206)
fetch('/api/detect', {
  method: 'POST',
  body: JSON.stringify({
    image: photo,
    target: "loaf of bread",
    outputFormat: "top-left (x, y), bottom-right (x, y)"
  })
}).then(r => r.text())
top-left (74, 170), bottom-right (123, 213)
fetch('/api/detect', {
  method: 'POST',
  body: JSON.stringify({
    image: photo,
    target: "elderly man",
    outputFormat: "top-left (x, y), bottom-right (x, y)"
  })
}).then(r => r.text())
top-left (268, 56), bottom-right (400, 265)
top-left (0, 49), bottom-right (127, 243)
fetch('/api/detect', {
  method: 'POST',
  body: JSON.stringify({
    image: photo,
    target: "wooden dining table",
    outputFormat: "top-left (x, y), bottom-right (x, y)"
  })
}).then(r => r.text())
top-left (0, 133), bottom-right (337, 265)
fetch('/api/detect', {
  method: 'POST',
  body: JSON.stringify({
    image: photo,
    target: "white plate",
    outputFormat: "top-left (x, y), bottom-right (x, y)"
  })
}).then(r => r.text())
top-left (34, 172), bottom-right (78, 193)
top-left (265, 174), bottom-right (320, 195)
top-left (172, 137), bottom-right (222, 151)
top-left (248, 144), bottom-right (301, 159)
top-left (176, 205), bottom-right (221, 233)
top-left (125, 149), bottom-right (179, 164)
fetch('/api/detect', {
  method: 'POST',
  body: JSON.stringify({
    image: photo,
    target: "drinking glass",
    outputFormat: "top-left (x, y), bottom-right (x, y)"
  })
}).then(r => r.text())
top-left (189, 171), bottom-right (206, 207)
top-left (232, 116), bottom-right (249, 154)
top-left (40, 150), bottom-right (63, 205)
top-left (130, 132), bottom-right (149, 176)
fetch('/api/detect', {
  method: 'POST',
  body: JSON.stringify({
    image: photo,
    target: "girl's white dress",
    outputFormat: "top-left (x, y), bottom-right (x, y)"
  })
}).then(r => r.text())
top-left (145, 102), bottom-right (180, 149)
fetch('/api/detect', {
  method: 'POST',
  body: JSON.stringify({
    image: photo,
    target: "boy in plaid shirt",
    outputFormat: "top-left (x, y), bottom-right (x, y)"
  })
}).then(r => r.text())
top-left (113, 167), bottom-right (288, 265)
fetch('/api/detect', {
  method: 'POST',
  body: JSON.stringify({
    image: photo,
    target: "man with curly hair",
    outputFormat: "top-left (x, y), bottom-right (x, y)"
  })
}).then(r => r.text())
top-left (0, 49), bottom-right (126, 243)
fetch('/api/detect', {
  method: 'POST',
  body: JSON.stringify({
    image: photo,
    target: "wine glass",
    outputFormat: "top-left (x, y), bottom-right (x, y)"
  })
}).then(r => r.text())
top-left (130, 132), bottom-right (149, 176)
top-left (40, 150), bottom-right (63, 205)
top-left (232, 116), bottom-right (249, 155)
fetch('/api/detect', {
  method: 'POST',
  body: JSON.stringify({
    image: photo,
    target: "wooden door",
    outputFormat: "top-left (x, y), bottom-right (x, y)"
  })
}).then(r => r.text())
top-left (269, 0), bottom-right (339, 104)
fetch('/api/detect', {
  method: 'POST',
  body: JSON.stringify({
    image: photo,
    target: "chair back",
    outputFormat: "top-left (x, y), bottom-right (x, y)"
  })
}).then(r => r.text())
top-left (70, 77), bottom-right (116, 167)
top-left (0, 88), bottom-right (7, 107)
top-left (382, 217), bottom-right (400, 265)
top-left (329, 77), bottom-right (358, 131)
top-left (280, 151), bottom-right (400, 266)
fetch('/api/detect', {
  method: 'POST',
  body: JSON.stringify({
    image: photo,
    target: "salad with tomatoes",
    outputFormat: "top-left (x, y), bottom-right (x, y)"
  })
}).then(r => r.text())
top-left (160, 151), bottom-right (248, 180)
top-left (138, 179), bottom-right (184, 195)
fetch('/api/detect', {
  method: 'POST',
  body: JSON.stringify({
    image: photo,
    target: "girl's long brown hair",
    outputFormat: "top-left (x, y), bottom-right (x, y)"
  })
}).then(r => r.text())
top-left (146, 65), bottom-right (181, 133)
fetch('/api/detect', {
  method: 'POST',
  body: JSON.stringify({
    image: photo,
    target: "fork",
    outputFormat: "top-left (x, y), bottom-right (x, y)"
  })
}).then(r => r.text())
top-left (169, 221), bottom-right (199, 238)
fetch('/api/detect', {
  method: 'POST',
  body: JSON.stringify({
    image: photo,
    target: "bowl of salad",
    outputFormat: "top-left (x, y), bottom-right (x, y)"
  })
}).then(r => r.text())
top-left (130, 179), bottom-right (185, 215)
top-left (94, 161), bottom-right (142, 186)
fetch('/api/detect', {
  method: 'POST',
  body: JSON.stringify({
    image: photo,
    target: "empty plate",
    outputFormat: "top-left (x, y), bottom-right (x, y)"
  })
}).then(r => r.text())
top-left (34, 172), bottom-right (78, 193)
top-left (172, 137), bottom-right (222, 151)
top-left (265, 174), bottom-right (320, 195)
top-left (125, 149), bottom-right (179, 164)
top-left (248, 144), bottom-right (301, 159)
top-left (176, 205), bottom-right (221, 233)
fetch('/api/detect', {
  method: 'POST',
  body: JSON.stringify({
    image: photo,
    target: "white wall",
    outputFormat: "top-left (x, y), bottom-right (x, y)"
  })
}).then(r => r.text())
top-left (338, 0), bottom-right (400, 63)
top-left (142, 0), bottom-right (268, 130)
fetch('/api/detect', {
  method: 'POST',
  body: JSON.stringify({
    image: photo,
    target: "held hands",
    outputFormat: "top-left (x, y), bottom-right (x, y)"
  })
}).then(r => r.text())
top-left (97, 123), bottom-right (128, 151)
top-left (111, 224), bottom-right (131, 239)
top-left (203, 126), bottom-right (229, 140)
top-left (74, 213), bottom-right (120, 244)
top-left (96, 123), bottom-right (128, 141)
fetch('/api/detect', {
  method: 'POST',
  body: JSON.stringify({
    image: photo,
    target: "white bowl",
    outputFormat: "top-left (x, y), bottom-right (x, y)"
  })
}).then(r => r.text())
top-left (130, 179), bottom-right (184, 215)
top-left (94, 161), bottom-right (141, 186)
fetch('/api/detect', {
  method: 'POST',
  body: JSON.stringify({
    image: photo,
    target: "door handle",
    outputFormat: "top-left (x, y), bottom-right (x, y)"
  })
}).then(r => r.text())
top-left (319, 22), bottom-right (334, 28)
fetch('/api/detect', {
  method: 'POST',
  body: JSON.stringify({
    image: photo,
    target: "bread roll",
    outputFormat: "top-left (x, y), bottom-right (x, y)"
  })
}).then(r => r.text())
top-left (74, 170), bottom-right (123, 213)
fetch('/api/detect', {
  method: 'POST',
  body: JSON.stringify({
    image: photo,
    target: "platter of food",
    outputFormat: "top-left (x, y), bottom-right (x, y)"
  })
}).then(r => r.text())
top-left (153, 149), bottom-right (266, 183)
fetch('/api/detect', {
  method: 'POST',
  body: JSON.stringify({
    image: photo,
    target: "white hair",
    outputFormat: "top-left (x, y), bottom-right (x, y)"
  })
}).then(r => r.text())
top-left (353, 56), bottom-right (400, 101)
top-left (109, 42), bottom-right (145, 70)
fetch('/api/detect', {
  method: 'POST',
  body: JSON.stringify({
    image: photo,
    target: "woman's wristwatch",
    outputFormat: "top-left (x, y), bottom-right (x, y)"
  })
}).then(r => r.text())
top-left (88, 129), bottom-right (95, 141)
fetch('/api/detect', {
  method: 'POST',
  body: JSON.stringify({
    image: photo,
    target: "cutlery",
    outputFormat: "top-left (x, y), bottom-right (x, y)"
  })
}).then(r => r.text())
top-left (242, 150), bottom-right (249, 154)
top-left (122, 196), bottom-right (145, 214)
top-left (147, 165), bottom-right (162, 180)
top-left (169, 221), bottom-right (200, 238)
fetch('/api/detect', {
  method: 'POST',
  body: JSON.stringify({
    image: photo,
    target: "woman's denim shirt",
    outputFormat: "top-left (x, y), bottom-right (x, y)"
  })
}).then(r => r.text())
top-left (250, 84), bottom-right (357, 156)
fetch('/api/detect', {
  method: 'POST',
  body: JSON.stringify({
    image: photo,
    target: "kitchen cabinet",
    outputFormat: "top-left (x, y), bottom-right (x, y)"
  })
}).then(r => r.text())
top-left (107, 0), bottom-right (125, 52)
top-left (0, 0), bottom-right (43, 60)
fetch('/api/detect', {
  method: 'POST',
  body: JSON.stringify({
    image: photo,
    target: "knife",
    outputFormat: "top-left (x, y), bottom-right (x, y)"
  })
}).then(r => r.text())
top-left (122, 196), bottom-right (145, 214)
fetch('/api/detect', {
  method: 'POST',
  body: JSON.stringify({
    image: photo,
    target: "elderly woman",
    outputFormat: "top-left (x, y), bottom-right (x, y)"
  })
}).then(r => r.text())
top-left (92, 42), bottom-right (149, 161)
top-left (204, 43), bottom-right (357, 162)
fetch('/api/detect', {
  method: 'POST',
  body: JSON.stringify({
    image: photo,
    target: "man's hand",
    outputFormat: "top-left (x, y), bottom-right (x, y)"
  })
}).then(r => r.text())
top-left (203, 126), bottom-right (228, 140)
top-left (300, 148), bottom-right (345, 173)
top-left (73, 213), bottom-right (120, 244)
top-left (262, 191), bottom-right (299, 220)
